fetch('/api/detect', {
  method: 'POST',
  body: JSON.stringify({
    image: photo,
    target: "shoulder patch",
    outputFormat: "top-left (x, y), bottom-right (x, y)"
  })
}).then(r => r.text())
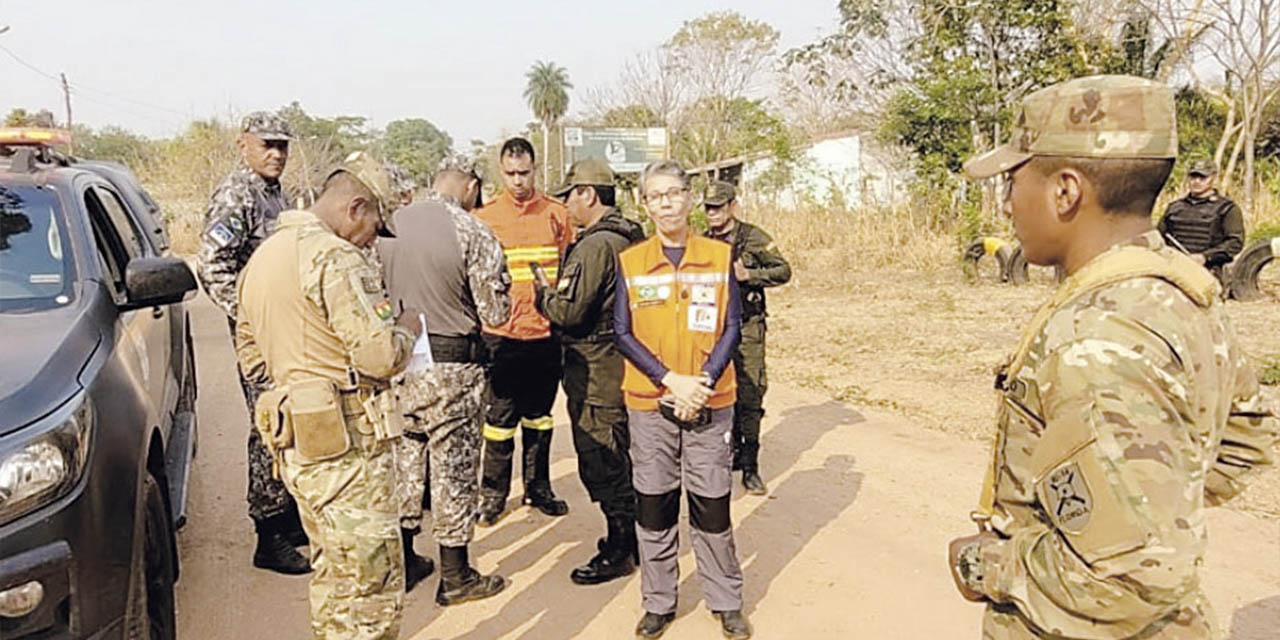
top-left (206, 222), bottom-right (236, 248)
top-left (1044, 462), bottom-right (1092, 533)
top-left (360, 274), bottom-right (382, 294)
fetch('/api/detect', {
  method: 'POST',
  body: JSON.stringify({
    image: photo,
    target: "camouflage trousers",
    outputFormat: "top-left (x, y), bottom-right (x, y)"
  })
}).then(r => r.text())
top-left (227, 318), bottom-right (298, 525)
top-left (280, 415), bottom-right (404, 640)
top-left (731, 317), bottom-right (768, 472)
top-left (395, 363), bottom-right (485, 547)
top-left (981, 594), bottom-right (1216, 639)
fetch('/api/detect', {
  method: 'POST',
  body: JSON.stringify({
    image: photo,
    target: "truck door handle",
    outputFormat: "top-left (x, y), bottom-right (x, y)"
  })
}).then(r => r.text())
top-left (152, 306), bottom-right (164, 319)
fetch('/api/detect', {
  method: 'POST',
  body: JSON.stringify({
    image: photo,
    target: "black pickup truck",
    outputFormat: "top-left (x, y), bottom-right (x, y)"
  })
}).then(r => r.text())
top-left (0, 130), bottom-right (197, 640)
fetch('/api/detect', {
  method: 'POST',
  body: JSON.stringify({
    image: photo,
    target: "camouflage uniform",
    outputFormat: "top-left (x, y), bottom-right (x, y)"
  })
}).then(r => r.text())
top-left (195, 112), bottom-right (299, 531)
top-left (382, 186), bottom-right (511, 546)
top-left (236, 154), bottom-right (413, 639)
top-left (958, 76), bottom-right (1279, 639)
top-left (704, 183), bottom-right (791, 480)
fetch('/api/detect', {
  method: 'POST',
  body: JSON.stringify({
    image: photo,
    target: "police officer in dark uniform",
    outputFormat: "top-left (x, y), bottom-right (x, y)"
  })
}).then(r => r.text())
top-left (703, 181), bottom-right (791, 495)
top-left (1157, 158), bottom-right (1244, 284)
top-left (196, 111), bottom-right (309, 574)
top-left (533, 158), bottom-right (645, 585)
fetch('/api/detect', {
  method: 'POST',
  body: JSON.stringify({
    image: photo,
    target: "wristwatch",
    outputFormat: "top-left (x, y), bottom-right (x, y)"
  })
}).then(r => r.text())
top-left (955, 540), bottom-right (985, 594)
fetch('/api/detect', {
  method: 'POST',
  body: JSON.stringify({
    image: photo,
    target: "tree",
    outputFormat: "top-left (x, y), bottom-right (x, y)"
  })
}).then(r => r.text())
top-left (376, 118), bottom-right (452, 188)
top-left (72, 124), bottom-right (154, 165)
top-left (524, 61), bottom-right (572, 187)
top-left (663, 11), bottom-right (780, 167)
top-left (4, 108), bottom-right (57, 127)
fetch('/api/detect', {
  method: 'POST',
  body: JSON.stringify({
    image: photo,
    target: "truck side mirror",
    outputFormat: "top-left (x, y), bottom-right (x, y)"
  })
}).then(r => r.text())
top-left (120, 256), bottom-right (197, 311)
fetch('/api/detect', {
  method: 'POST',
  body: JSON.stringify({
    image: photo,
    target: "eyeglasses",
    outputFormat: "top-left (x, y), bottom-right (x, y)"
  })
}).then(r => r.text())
top-left (644, 187), bottom-right (687, 204)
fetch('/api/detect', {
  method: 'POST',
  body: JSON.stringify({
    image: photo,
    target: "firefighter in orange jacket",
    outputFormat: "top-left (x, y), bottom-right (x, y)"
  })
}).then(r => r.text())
top-left (615, 160), bottom-right (752, 640)
top-left (474, 137), bottom-right (573, 524)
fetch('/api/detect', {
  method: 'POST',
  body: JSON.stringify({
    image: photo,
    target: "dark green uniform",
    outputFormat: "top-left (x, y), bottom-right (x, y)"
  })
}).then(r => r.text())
top-left (536, 209), bottom-right (646, 519)
top-left (707, 220), bottom-right (791, 474)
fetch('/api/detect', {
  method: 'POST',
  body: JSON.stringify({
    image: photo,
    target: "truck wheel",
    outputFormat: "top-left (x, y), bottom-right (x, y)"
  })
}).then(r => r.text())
top-left (125, 474), bottom-right (177, 640)
top-left (1229, 240), bottom-right (1274, 301)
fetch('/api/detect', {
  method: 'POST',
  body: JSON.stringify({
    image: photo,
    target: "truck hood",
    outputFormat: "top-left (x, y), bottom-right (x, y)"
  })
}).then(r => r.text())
top-left (0, 296), bottom-right (100, 435)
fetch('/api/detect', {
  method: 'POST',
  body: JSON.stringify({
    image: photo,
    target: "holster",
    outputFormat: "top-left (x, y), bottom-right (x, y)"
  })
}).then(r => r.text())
top-left (359, 386), bottom-right (404, 442)
top-left (253, 387), bottom-right (293, 478)
top-left (290, 379), bottom-right (352, 462)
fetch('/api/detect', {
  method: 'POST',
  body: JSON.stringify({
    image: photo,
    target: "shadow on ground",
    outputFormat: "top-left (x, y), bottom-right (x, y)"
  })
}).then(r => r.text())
top-left (1228, 595), bottom-right (1280, 640)
top-left (402, 399), bottom-right (865, 639)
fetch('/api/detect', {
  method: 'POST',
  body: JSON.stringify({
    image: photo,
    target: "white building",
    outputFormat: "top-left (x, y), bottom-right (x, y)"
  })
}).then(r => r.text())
top-left (688, 130), bottom-right (909, 209)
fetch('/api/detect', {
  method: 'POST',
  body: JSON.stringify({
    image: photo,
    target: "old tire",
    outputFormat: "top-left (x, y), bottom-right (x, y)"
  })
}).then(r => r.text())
top-left (125, 474), bottom-right (177, 640)
top-left (963, 237), bottom-right (1019, 283)
top-left (1229, 240), bottom-right (1274, 301)
top-left (1007, 247), bottom-right (1066, 285)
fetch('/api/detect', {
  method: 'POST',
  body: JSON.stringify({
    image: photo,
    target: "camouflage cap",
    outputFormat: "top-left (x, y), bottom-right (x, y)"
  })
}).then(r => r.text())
top-left (436, 152), bottom-right (480, 179)
top-left (553, 157), bottom-right (615, 198)
top-left (965, 75), bottom-right (1177, 179)
top-left (703, 180), bottom-right (738, 207)
top-left (1188, 158), bottom-right (1218, 177)
top-left (328, 151), bottom-right (398, 237)
top-left (240, 111), bottom-right (292, 141)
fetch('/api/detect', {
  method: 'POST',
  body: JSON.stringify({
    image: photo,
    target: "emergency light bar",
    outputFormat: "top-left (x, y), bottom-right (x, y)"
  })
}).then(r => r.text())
top-left (0, 127), bottom-right (72, 147)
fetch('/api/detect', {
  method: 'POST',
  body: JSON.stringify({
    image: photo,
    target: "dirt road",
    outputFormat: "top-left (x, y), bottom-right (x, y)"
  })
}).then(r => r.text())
top-left (176, 295), bottom-right (1279, 639)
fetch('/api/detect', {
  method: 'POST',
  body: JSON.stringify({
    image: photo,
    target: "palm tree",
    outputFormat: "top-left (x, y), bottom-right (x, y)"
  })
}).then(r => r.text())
top-left (523, 61), bottom-right (572, 188)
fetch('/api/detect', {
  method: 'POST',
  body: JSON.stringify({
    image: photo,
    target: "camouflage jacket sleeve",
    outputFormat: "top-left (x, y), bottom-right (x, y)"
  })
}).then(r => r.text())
top-left (311, 244), bottom-right (414, 381)
top-left (1206, 346), bottom-right (1278, 504)
top-left (535, 234), bottom-right (610, 332)
top-left (976, 317), bottom-right (1213, 633)
top-left (196, 180), bottom-right (255, 317)
top-left (457, 210), bottom-right (511, 328)
top-left (741, 225), bottom-right (791, 288)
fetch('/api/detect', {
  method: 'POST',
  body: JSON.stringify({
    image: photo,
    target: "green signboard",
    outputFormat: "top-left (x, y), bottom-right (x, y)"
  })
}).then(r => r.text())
top-left (564, 127), bottom-right (667, 174)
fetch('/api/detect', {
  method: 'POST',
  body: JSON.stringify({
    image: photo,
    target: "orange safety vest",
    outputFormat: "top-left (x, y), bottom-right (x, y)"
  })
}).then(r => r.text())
top-left (475, 191), bottom-right (571, 340)
top-left (618, 235), bottom-right (737, 411)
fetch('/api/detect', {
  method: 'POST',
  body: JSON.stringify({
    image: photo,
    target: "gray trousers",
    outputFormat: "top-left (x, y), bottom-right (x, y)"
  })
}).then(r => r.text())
top-left (629, 407), bottom-right (744, 615)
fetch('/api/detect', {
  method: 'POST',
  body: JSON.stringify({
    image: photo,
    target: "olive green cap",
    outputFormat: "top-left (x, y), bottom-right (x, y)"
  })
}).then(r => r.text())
top-left (1188, 158), bottom-right (1218, 177)
top-left (328, 151), bottom-right (398, 237)
top-left (704, 180), bottom-right (737, 207)
top-left (965, 75), bottom-right (1178, 179)
top-left (553, 157), bottom-right (614, 198)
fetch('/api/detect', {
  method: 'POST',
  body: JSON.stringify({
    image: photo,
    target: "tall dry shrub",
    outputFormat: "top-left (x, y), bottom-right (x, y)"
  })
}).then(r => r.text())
top-left (136, 119), bottom-right (347, 254)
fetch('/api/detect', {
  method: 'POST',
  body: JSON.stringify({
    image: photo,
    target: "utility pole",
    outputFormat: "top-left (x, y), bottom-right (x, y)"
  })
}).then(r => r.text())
top-left (60, 72), bottom-right (73, 155)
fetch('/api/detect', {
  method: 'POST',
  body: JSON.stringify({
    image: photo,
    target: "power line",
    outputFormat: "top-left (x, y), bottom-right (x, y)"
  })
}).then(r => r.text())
top-left (0, 43), bottom-right (190, 126)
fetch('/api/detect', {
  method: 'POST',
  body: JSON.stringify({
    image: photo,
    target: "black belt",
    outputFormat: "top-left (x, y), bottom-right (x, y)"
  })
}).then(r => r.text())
top-left (428, 334), bottom-right (485, 364)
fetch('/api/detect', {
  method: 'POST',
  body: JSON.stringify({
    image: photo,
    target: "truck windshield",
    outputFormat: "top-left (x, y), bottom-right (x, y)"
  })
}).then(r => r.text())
top-left (0, 184), bottom-right (73, 311)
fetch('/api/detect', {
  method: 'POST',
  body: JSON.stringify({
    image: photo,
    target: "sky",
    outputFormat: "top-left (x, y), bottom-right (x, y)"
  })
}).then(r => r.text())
top-left (0, 0), bottom-right (840, 146)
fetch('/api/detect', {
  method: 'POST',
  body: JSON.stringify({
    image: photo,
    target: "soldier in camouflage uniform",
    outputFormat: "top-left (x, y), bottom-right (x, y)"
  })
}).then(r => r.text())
top-left (536, 158), bottom-right (646, 585)
top-left (195, 111), bottom-right (309, 574)
top-left (236, 152), bottom-right (414, 640)
top-left (702, 180), bottom-right (791, 495)
top-left (378, 153), bottom-right (511, 605)
top-left (949, 75), bottom-right (1278, 640)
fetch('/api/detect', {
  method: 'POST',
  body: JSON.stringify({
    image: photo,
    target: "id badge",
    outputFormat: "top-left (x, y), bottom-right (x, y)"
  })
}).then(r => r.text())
top-left (688, 304), bottom-right (717, 332)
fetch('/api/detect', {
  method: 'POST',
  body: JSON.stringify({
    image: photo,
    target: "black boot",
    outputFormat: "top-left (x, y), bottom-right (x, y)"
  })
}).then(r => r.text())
top-left (277, 509), bottom-right (309, 547)
top-left (571, 514), bottom-right (636, 585)
top-left (402, 528), bottom-right (435, 592)
top-left (713, 610), bottom-right (753, 639)
top-left (522, 427), bottom-right (568, 516)
top-left (479, 437), bottom-right (515, 526)
top-left (635, 612), bottom-right (676, 639)
top-left (435, 545), bottom-right (507, 606)
top-left (739, 440), bottom-right (767, 496)
top-left (253, 517), bottom-right (311, 575)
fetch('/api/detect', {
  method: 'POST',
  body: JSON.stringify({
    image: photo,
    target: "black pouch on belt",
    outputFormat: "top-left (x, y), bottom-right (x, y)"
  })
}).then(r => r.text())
top-left (658, 398), bottom-right (712, 431)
